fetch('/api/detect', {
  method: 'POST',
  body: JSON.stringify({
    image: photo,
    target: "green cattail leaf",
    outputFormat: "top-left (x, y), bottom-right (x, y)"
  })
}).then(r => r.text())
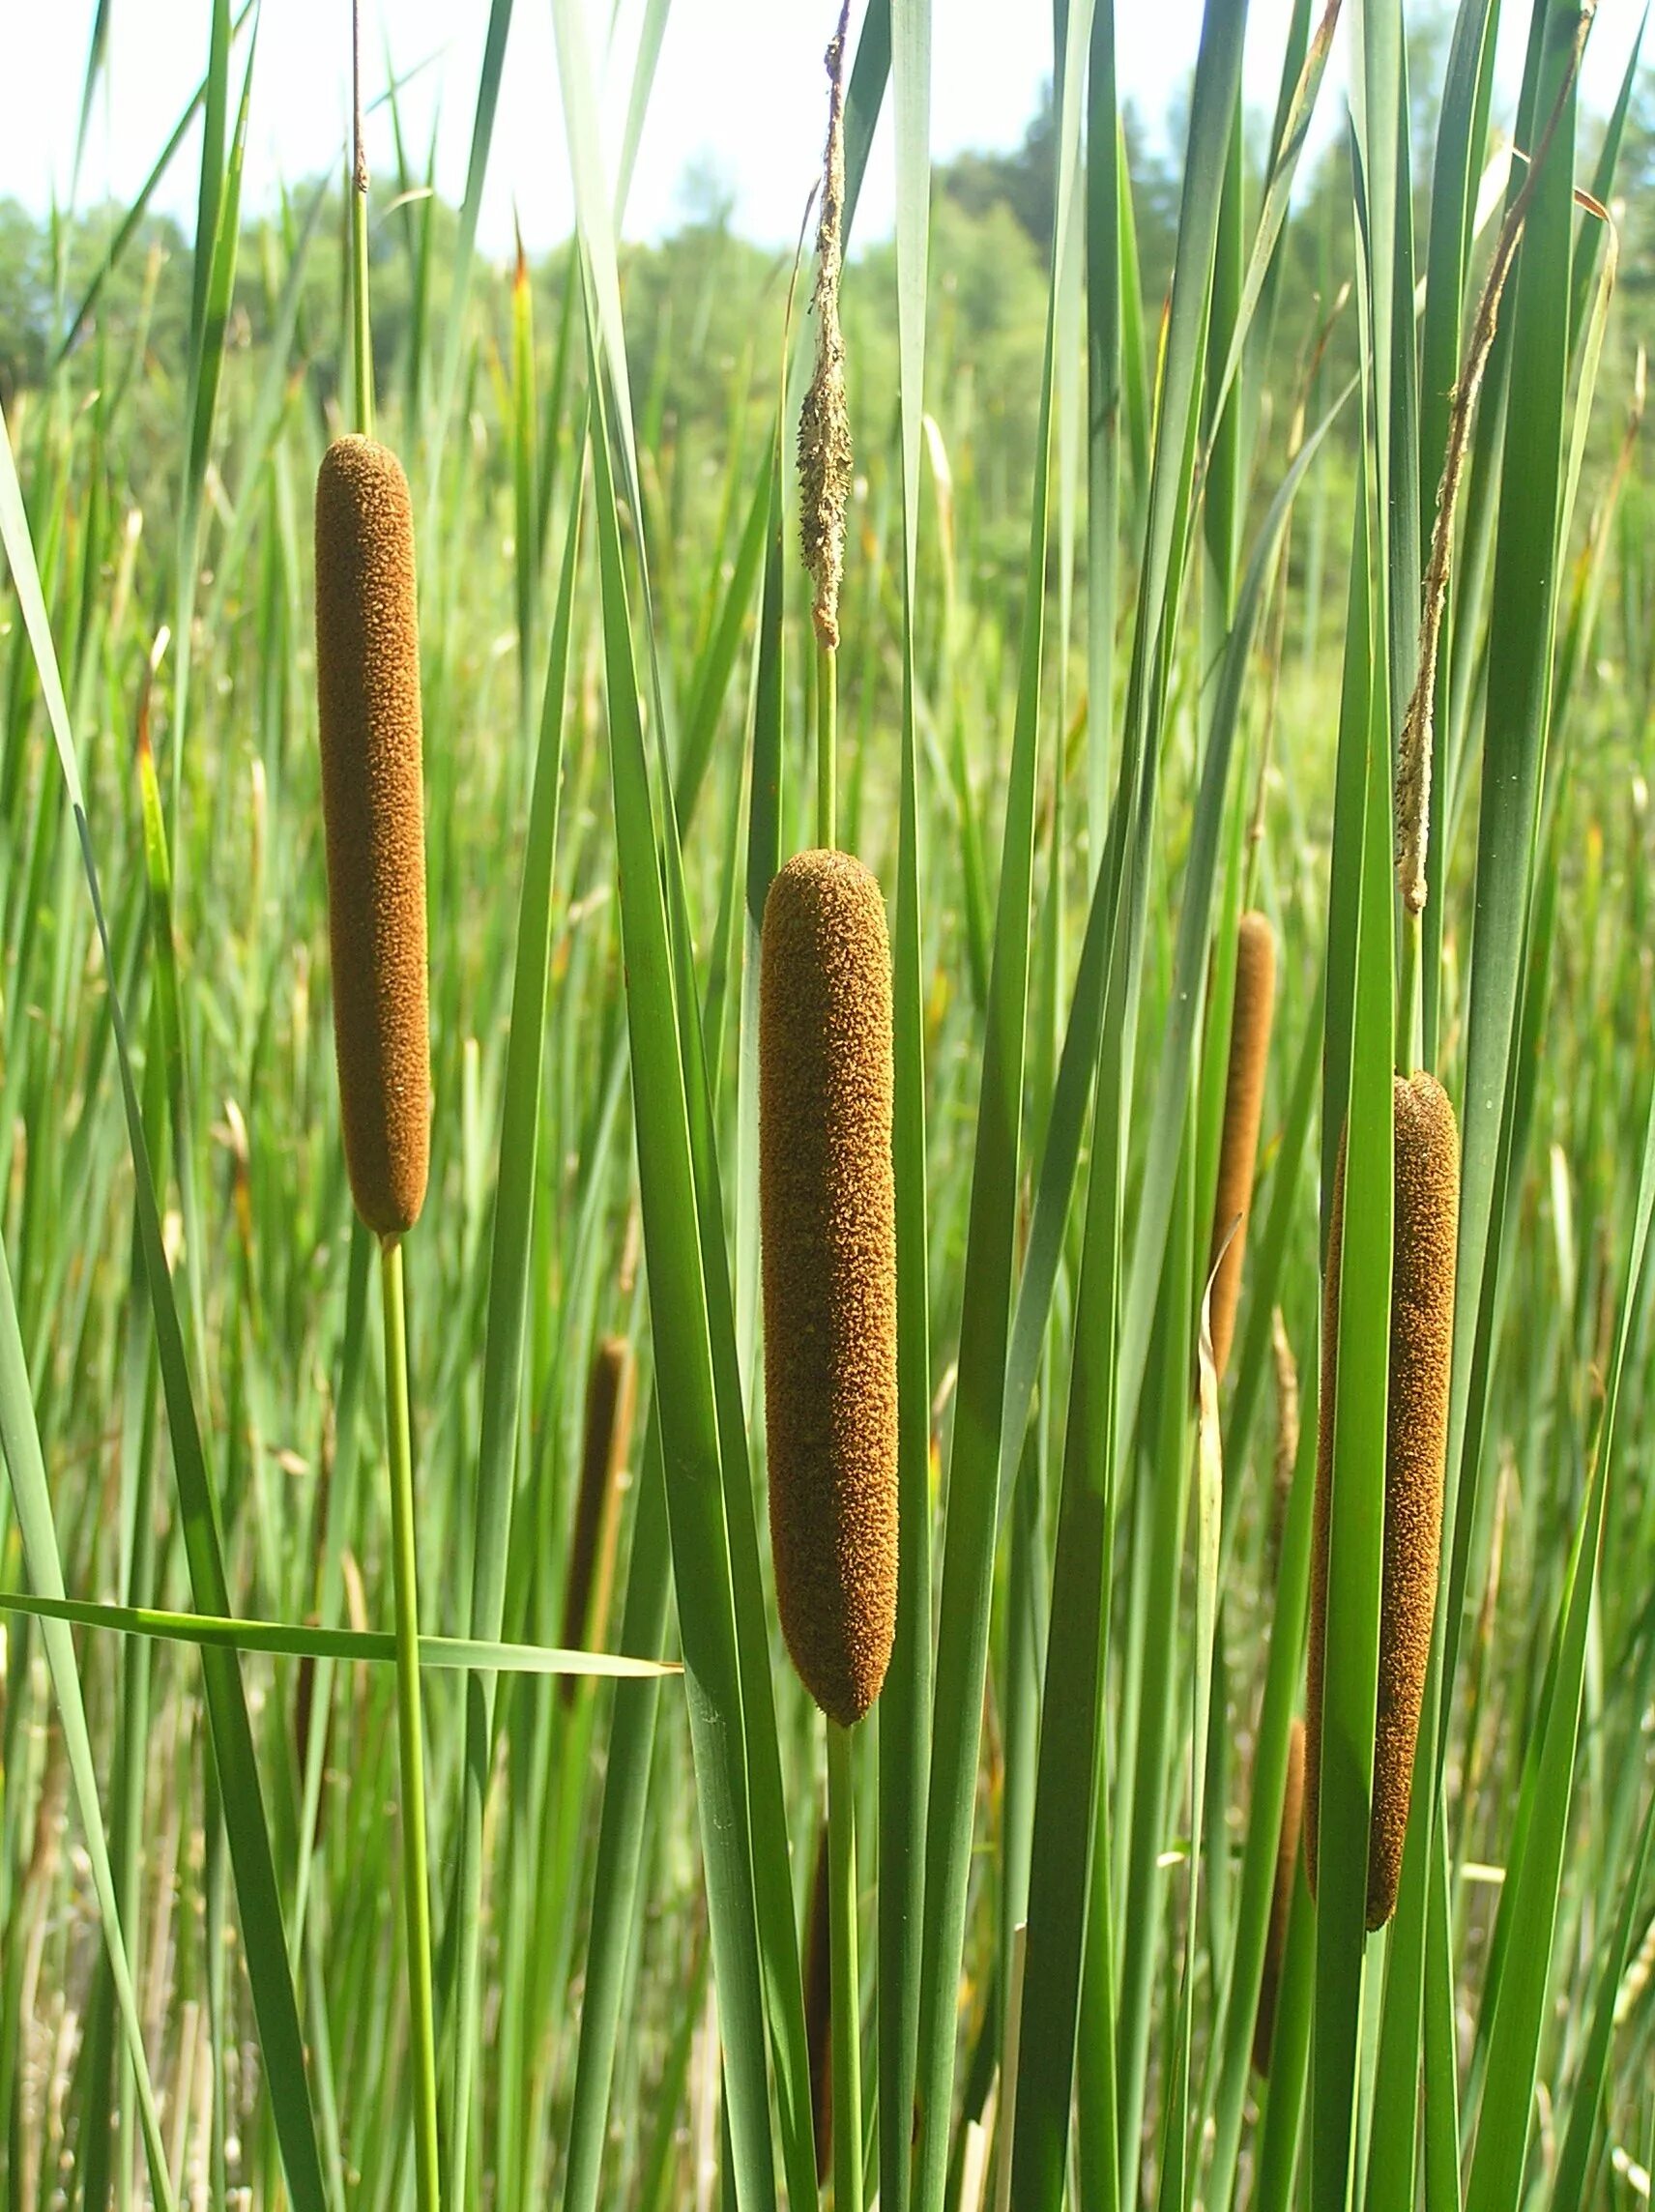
top-left (584, 356), bottom-right (779, 2212)
top-left (1310, 83), bottom-right (1400, 2164)
top-left (54, 0), bottom-right (257, 366)
top-left (560, 1416), bottom-right (675, 2212)
top-left (0, 1237), bottom-right (176, 2212)
top-left (1464, 1076), bottom-right (1655, 2210)
top-left (1549, 1788), bottom-right (1655, 2208)
top-left (880, 6), bottom-right (933, 2206)
top-left (914, 8), bottom-right (1095, 2201)
top-left (426, 0), bottom-right (514, 480)
top-left (1203, 1336), bottom-right (1319, 2212)
top-left (174, 15), bottom-right (255, 799)
top-left (674, 458), bottom-right (771, 830)
top-left (2, 388), bottom-right (329, 2212)
top-left (1117, 391), bottom-right (1345, 1448)
top-left (553, 10), bottom-right (818, 2190)
top-left (443, 429), bottom-right (584, 2202)
top-left (0, 1586), bottom-right (679, 1678)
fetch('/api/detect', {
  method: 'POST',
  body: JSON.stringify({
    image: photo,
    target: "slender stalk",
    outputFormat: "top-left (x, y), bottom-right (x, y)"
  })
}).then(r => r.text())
top-left (827, 1720), bottom-right (862, 2212)
top-left (1397, 911), bottom-right (1423, 1072)
top-left (817, 637), bottom-right (837, 851)
top-left (381, 1237), bottom-right (441, 2212)
top-left (350, 0), bottom-right (373, 438)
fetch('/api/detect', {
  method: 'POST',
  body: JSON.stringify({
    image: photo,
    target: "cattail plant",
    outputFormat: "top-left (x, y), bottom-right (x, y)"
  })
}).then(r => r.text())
top-left (1306, 1072), bottom-right (1460, 1929)
top-left (559, 1336), bottom-right (636, 1700)
top-left (1207, 911), bottom-right (1275, 1382)
top-left (760, 847), bottom-right (898, 1719)
top-left (315, 411), bottom-right (441, 2203)
top-left (1253, 1717), bottom-right (1305, 2076)
top-left (314, 434), bottom-right (431, 1237)
top-left (756, 14), bottom-right (892, 2208)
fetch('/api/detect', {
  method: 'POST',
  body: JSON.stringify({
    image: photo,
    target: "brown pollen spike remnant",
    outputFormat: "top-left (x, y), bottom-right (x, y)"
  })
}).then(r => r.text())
top-left (1253, 1717), bottom-right (1305, 2076)
top-left (760, 849), bottom-right (898, 1727)
top-left (1207, 910), bottom-right (1277, 1382)
top-left (558, 1337), bottom-right (637, 1703)
top-left (798, 0), bottom-right (854, 651)
top-left (1305, 1072), bottom-right (1459, 1929)
top-left (314, 435), bottom-right (430, 1238)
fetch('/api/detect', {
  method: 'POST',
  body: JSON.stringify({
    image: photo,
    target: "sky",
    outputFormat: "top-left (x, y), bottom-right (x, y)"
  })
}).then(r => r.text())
top-left (0, 0), bottom-right (1644, 261)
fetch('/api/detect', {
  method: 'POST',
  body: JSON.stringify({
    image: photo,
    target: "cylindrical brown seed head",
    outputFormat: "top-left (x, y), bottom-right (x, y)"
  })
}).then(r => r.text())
top-left (1305, 1072), bottom-right (1459, 1929)
top-left (804, 1819), bottom-right (832, 2184)
top-left (1253, 1716), bottom-right (1305, 2077)
top-left (558, 1337), bottom-right (637, 1705)
top-left (314, 434), bottom-right (429, 1238)
top-left (1207, 911), bottom-right (1276, 1382)
top-left (1368, 1072), bottom-right (1458, 1922)
top-left (760, 849), bottom-right (898, 1728)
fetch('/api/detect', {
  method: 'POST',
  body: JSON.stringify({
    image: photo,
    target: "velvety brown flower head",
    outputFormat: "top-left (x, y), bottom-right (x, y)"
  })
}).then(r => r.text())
top-left (759, 849), bottom-right (898, 1728)
top-left (1306, 1072), bottom-right (1459, 1929)
top-left (314, 434), bottom-right (429, 1238)
top-left (1207, 911), bottom-right (1276, 1381)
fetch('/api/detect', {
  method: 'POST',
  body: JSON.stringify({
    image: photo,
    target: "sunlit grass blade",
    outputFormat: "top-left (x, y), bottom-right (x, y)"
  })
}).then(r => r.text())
top-left (1463, 1077), bottom-right (1655, 2212)
top-left (560, 1416), bottom-right (675, 2212)
top-left (881, 7), bottom-right (934, 2210)
top-left (0, 1237), bottom-right (176, 2212)
top-left (583, 357), bottom-right (778, 2211)
top-left (1203, 1347), bottom-right (1319, 2212)
top-left (444, 433), bottom-right (585, 2207)
top-left (914, 11), bottom-right (1095, 2197)
top-left (2, 388), bottom-right (329, 2212)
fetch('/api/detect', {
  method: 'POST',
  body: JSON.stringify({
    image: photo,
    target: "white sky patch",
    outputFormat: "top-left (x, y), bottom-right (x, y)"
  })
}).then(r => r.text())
top-left (0, 0), bottom-right (1643, 259)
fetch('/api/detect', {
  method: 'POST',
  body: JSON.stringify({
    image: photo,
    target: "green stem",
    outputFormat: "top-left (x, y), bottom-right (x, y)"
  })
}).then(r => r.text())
top-left (382, 1237), bottom-right (441, 2212)
top-left (1397, 909), bottom-right (1423, 1072)
top-left (817, 638), bottom-right (837, 851)
top-left (350, 0), bottom-right (373, 438)
top-left (827, 1719), bottom-right (861, 2212)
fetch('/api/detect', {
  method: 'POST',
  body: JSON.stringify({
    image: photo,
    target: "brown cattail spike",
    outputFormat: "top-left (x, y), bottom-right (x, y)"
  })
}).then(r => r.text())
top-left (760, 850), bottom-right (898, 1728)
top-left (1253, 1717), bottom-right (1305, 2077)
top-left (1207, 911), bottom-right (1276, 1382)
top-left (1305, 1071), bottom-right (1459, 1929)
top-left (804, 1819), bottom-right (833, 2183)
top-left (559, 1337), bottom-right (637, 1704)
top-left (798, 2), bottom-right (854, 651)
top-left (314, 435), bottom-right (429, 1238)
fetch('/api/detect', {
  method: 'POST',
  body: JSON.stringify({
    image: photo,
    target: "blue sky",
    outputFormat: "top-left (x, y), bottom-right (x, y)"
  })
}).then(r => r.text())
top-left (1, 0), bottom-right (1643, 257)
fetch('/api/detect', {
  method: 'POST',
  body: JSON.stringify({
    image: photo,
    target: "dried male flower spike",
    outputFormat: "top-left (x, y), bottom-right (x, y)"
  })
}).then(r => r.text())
top-left (1207, 911), bottom-right (1277, 1382)
top-left (558, 1337), bottom-right (637, 1704)
top-left (1305, 1072), bottom-right (1460, 1930)
top-left (798, 1), bottom-right (853, 651)
top-left (1253, 1717), bottom-right (1305, 2077)
top-left (313, 434), bottom-right (430, 1238)
top-left (760, 850), bottom-right (898, 1728)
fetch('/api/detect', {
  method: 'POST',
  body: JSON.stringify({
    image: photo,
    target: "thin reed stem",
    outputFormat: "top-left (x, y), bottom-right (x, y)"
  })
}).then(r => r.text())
top-left (350, 0), bottom-right (373, 438)
top-left (1398, 910), bottom-right (1423, 1073)
top-left (827, 1720), bottom-right (861, 2212)
top-left (817, 638), bottom-right (837, 851)
top-left (381, 1237), bottom-right (441, 2212)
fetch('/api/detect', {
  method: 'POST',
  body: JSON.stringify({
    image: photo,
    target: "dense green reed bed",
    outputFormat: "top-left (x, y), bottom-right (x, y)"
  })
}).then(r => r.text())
top-left (2, 0), bottom-right (1655, 2206)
